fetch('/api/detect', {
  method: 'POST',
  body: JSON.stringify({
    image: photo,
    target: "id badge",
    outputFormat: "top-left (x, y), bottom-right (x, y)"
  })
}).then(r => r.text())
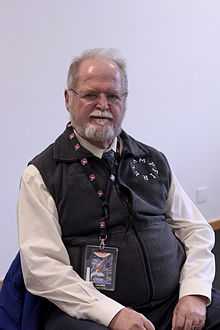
top-left (83, 245), bottom-right (118, 291)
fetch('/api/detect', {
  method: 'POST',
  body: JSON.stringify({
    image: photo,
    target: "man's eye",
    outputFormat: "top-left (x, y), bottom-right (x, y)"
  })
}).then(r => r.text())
top-left (108, 94), bottom-right (120, 102)
top-left (83, 93), bottom-right (97, 100)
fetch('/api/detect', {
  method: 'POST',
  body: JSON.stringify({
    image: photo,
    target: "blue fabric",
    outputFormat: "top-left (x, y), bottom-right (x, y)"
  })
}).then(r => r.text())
top-left (0, 253), bottom-right (45, 330)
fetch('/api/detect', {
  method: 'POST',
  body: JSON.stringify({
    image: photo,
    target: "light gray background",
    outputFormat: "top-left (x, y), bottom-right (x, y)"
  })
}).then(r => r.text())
top-left (1, 0), bottom-right (220, 277)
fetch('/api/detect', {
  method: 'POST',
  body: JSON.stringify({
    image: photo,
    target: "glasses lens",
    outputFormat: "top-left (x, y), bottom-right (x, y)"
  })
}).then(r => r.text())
top-left (72, 89), bottom-right (126, 104)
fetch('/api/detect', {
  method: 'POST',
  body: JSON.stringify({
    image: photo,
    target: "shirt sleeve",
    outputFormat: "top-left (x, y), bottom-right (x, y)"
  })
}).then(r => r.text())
top-left (17, 164), bottom-right (124, 326)
top-left (166, 171), bottom-right (215, 303)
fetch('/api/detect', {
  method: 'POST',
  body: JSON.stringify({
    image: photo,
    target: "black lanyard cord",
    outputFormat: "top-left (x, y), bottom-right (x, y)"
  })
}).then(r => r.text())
top-left (78, 140), bottom-right (120, 248)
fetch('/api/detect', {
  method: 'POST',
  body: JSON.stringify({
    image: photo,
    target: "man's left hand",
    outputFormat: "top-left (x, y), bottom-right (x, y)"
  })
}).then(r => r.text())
top-left (172, 295), bottom-right (207, 330)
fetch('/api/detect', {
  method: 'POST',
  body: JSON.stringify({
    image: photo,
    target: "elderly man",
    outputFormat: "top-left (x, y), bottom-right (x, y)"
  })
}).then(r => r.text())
top-left (17, 49), bottom-right (220, 330)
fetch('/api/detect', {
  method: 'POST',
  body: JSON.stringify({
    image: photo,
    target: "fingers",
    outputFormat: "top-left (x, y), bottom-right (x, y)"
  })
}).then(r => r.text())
top-left (184, 318), bottom-right (193, 330)
top-left (172, 314), bottom-right (205, 330)
top-left (172, 312), bottom-right (205, 330)
top-left (109, 307), bottom-right (155, 330)
top-left (172, 296), bottom-right (206, 330)
top-left (172, 311), bottom-right (185, 329)
top-left (143, 317), bottom-right (155, 330)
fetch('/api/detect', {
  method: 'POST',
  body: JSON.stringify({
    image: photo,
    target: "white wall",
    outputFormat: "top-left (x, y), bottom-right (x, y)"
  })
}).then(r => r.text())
top-left (1, 0), bottom-right (220, 277)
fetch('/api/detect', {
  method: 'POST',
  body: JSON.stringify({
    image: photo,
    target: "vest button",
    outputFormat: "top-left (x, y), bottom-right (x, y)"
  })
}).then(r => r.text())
top-left (97, 190), bottom-right (103, 197)
top-left (80, 158), bottom-right (88, 166)
top-left (89, 174), bottom-right (96, 182)
top-left (74, 143), bottom-right (80, 151)
top-left (69, 133), bottom-right (75, 140)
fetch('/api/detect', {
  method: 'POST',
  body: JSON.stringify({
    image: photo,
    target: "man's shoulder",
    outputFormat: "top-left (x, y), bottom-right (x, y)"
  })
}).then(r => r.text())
top-left (121, 130), bottom-right (165, 158)
top-left (121, 131), bottom-right (171, 181)
top-left (29, 142), bottom-right (55, 169)
top-left (26, 130), bottom-right (68, 195)
top-left (28, 128), bottom-right (68, 168)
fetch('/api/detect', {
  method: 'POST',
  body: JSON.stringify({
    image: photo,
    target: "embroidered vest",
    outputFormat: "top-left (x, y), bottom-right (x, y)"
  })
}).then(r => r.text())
top-left (30, 127), bottom-right (185, 308)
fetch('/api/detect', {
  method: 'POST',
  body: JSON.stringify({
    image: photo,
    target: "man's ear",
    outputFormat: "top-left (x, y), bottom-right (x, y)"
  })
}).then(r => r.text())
top-left (64, 89), bottom-right (70, 112)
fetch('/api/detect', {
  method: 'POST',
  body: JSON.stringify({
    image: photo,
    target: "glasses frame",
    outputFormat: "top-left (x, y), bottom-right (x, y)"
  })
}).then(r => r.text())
top-left (68, 88), bottom-right (128, 105)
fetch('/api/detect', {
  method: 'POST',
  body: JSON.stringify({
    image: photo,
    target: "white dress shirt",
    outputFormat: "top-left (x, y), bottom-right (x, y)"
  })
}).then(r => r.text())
top-left (17, 135), bottom-right (215, 327)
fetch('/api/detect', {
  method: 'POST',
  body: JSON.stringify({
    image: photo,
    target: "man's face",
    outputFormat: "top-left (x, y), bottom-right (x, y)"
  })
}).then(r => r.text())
top-left (65, 57), bottom-right (127, 148)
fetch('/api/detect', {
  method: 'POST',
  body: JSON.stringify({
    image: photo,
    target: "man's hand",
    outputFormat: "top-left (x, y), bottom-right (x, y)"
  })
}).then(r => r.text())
top-left (172, 295), bottom-right (207, 330)
top-left (109, 307), bottom-right (155, 330)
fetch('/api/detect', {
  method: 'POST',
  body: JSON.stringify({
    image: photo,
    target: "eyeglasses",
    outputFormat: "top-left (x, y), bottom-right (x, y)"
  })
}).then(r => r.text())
top-left (68, 88), bottom-right (127, 105)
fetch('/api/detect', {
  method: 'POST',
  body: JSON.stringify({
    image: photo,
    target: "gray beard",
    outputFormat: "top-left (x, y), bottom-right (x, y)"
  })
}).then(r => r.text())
top-left (74, 123), bottom-right (121, 148)
top-left (85, 125), bottom-right (114, 143)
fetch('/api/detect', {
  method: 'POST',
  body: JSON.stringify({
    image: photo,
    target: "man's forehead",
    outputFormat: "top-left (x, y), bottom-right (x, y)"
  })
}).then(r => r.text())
top-left (77, 57), bottom-right (121, 83)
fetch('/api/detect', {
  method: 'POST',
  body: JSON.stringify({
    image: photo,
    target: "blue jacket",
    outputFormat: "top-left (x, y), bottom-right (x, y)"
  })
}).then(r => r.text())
top-left (0, 253), bottom-right (46, 330)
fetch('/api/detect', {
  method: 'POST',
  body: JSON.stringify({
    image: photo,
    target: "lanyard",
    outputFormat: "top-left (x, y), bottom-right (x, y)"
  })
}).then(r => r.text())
top-left (81, 142), bottom-right (120, 249)
top-left (67, 124), bottom-right (120, 249)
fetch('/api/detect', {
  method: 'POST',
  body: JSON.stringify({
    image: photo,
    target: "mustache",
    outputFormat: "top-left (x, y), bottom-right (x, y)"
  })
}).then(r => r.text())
top-left (89, 110), bottom-right (113, 119)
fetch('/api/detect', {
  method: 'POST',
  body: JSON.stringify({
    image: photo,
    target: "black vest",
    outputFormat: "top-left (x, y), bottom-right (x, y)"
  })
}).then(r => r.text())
top-left (30, 126), bottom-right (185, 309)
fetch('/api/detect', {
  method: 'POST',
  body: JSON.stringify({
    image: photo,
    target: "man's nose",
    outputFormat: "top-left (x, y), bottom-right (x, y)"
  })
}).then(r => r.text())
top-left (96, 93), bottom-right (109, 110)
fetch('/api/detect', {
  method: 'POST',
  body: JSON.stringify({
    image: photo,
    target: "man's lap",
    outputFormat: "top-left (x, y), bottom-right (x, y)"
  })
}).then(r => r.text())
top-left (44, 289), bottom-right (220, 330)
top-left (205, 288), bottom-right (220, 329)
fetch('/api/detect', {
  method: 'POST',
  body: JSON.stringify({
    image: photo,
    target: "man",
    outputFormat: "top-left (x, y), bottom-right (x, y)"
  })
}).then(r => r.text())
top-left (17, 49), bottom-right (220, 330)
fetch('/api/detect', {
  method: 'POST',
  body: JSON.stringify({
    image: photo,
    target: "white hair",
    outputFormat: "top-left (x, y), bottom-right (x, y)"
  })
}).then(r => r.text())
top-left (66, 48), bottom-right (128, 93)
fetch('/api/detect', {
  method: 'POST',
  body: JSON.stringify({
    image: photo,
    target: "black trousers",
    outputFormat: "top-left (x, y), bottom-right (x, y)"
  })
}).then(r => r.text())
top-left (44, 289), bottom-right (220, 330)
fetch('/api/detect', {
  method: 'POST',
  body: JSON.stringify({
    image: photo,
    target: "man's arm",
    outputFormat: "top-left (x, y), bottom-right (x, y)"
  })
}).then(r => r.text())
top-left (166, 171), bottom-right (215, 329)
top-left (167, 172), bottom-right (215, 300)
top-left (17, 165), bottom-right (124, 327)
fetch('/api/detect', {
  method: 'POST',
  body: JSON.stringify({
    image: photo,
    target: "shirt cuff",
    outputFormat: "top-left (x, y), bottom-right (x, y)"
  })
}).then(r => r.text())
top-left (179, 278), bottom-right (212, 305)
top-left (87, 295), bottom-right (124, 326)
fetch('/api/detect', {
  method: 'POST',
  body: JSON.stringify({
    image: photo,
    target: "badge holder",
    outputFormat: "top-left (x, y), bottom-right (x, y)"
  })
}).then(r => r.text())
top-left (83, 245), bottom-right (118, 291)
